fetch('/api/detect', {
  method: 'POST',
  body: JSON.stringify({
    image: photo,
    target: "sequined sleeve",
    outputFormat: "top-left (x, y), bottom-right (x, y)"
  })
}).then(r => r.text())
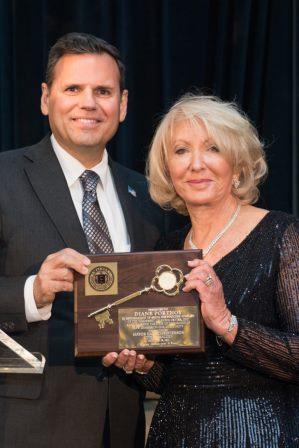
top-left (226, 221), bottom-right (299, 383)
top-left (134, 360), bottom-right (168, 393)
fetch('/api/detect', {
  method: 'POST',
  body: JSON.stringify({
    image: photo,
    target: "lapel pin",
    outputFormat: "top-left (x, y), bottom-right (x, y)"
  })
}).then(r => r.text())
top-left (128, 186), bottom-right (137, 197)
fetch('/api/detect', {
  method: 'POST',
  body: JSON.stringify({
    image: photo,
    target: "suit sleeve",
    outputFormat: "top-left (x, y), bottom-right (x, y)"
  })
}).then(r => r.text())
top-left (0, 276), bottom-right (28, 333)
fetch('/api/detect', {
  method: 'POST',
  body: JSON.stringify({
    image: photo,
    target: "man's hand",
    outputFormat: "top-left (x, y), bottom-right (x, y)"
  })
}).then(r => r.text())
top-left (33, 248), bottom-right (90, 308)
top-left (102, 350), bottom-right (154, 374)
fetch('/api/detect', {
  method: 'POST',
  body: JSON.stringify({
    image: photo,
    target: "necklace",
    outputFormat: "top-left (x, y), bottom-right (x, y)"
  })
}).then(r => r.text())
top-left (189, 204), bottom-right (241, 257)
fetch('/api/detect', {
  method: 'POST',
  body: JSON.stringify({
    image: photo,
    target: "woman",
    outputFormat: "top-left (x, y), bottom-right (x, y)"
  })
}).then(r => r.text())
top-left (103, 94), bottom-right (298, 447)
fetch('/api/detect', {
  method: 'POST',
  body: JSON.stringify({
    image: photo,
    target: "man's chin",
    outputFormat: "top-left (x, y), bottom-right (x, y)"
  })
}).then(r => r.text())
top-left (69, 137), bottom-right (105, 152)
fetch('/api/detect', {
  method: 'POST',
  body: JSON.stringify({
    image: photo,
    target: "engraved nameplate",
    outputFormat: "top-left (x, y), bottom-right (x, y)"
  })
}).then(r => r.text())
top-left (118, 306), bottom-right (199, 349)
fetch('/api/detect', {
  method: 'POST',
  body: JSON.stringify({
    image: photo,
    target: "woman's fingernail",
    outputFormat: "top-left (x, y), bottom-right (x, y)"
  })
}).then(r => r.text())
top-left (123, 349), bottom-right (129, 356)
top-left (138, 354), bottom-right (144, 360)
top-left (111, 353), bottom-right (118, 359)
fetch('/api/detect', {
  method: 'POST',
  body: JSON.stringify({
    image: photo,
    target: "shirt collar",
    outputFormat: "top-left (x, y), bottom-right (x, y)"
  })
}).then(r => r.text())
top-left (50, 134), bottom-right (109, 189)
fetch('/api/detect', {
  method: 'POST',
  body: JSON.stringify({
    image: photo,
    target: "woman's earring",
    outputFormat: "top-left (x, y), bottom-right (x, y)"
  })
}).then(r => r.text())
top-left (233, 177), bottom-right (240, 189)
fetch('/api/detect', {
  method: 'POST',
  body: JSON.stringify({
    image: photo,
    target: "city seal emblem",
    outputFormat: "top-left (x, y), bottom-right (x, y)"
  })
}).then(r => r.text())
top-left (89, 265), bottom-right (114, 292)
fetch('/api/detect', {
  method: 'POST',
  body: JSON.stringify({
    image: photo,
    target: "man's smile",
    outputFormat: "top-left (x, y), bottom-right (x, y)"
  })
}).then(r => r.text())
top-left (71, 117), bottom-right (102, 128)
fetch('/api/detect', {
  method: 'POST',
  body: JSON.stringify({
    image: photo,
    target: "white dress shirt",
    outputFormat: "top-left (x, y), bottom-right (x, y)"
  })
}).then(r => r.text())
top-left (25, 135), bottom-right (130, 322)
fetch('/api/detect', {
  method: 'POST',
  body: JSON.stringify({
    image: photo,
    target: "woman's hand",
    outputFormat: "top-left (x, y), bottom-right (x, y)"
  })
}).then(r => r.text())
top-left (183, 259), bottom-right (237, 344)
top-left (102, 350), bottom-right (154, 374)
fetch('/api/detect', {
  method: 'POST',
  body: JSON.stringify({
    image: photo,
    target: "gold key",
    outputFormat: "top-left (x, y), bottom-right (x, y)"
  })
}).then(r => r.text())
top-left (88, 264), bottom-right (184, 329)
top-left (95, 309), bottom-right (114, 329)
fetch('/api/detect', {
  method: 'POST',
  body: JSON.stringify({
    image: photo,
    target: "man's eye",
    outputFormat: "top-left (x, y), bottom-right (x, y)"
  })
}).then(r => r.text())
top-left (96, 88), bottom-right (110, 95)
top-left (65, 86), bottom-right (78, 93)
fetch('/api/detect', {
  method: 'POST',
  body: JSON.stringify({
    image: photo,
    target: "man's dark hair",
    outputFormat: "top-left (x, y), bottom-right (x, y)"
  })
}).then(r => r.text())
top-left (45, 32), bottom-right (125, 91)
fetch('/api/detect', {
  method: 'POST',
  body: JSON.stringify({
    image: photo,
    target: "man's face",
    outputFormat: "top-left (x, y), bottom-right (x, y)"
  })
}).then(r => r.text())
top-left (41, 53), bottom-right (128, 160)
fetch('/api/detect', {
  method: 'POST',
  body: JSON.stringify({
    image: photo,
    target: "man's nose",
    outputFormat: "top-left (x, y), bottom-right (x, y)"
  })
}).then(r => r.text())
top-left (79, 89), bottom-right (97, 109)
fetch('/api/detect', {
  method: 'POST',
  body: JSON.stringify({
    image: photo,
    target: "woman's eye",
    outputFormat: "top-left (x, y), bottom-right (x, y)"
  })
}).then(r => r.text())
top-left (207, 145), bottom-right (220, 153)
top-left (174, 147), bottom-right (188, 155)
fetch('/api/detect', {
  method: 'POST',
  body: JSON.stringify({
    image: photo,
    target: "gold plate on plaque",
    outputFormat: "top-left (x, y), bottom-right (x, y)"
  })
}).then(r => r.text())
top-left (118, 306), bottom-right (199, 349)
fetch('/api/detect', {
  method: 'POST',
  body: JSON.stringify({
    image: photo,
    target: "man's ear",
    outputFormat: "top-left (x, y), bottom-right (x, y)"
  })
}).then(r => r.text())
top-left (119, 89), bottom-right (128, 123)
top-left (40, 83), bottom-right (50, 116)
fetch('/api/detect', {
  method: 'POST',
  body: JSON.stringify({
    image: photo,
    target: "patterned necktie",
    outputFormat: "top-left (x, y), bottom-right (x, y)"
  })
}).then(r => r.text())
top-left (79, 170), bottom-right (114, 254)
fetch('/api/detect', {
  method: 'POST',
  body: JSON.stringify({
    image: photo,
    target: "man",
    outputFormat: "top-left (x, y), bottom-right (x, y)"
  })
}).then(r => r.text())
top-left (0, 33), bottom-right (173, 448)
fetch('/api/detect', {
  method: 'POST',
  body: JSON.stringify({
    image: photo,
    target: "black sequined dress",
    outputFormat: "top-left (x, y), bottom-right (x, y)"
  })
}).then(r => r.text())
top-left (138, 211), bottom-right (299, 447)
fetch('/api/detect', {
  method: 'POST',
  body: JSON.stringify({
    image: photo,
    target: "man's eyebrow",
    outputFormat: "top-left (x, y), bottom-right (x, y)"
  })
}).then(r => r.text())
top-left (94, 84), bottom-right (114, 89)
top-left (62, 83), bottom-right (114, 89)
top-left (62, 83), bottom-right (81, 88)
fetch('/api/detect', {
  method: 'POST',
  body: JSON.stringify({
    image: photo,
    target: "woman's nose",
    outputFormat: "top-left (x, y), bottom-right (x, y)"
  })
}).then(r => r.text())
top-left (190, 151), bottom-right (204, 170)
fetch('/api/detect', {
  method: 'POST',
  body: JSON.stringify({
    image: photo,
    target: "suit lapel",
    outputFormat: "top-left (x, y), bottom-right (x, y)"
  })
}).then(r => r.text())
top-left (109, 160), bottom-right (141, 251)
top-left (23, 137), bottom-right (89, 253)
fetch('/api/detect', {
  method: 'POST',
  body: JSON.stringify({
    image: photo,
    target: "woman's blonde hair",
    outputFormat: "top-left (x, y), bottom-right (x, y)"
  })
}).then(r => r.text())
top-left (147, 94), bottom-right (268, 215)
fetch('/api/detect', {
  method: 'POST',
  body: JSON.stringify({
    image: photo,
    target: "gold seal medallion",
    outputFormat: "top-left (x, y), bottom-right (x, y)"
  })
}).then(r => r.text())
top-left (89, 266), bottom-right (114, 291)
top-left (85, 262), bottom-right (118, 296)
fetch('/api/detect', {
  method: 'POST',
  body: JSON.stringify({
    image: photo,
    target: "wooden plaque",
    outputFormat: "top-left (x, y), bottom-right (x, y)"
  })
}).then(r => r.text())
top-left (74, 249), bottom-right (205, 357)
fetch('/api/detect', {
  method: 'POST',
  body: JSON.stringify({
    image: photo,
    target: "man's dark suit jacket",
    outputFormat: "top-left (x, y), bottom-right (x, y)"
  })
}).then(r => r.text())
top-left (0, 136), bottom-right (170, 448)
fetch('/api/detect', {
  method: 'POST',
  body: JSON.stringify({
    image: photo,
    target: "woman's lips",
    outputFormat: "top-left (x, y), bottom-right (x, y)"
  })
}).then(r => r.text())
top-left (187, 179), bottom-right (212, 185)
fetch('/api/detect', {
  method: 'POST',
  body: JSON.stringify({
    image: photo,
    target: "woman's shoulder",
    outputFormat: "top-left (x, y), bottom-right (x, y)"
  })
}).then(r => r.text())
top-left (248, 208), bottom-right (299, 244)
top-left (264, 209), bottom-right (298, 229)
top-left (245, 206), bottom-right (297, 229)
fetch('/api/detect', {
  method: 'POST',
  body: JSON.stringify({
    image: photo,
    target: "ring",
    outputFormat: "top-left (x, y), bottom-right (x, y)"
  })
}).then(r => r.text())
top-left (204, 274), bottom-right (213, 287)
top-left (135, 370), bottom-right (146, 375)
top-left (122, 366), bottom-right (133, 374)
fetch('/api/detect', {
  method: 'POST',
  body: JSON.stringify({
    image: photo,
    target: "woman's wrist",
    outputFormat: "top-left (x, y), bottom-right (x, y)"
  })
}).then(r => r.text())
top-left (215, 313), bottom-right (238, 346)
top-left (210, 309), bottom-right (231, 335)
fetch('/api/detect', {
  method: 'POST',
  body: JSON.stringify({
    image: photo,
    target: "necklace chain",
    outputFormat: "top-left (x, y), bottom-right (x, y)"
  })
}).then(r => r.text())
top-left (189, 204), bottom-right (241, 257)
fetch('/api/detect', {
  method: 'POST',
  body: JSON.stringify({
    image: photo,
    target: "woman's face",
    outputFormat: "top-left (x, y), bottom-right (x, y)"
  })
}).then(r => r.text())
top-left (167, 120), bottom-right (235, 208)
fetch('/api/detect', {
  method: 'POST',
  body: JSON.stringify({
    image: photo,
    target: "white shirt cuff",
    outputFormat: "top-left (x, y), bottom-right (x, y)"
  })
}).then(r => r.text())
top-left (24, 276), bottom-right (52, 322)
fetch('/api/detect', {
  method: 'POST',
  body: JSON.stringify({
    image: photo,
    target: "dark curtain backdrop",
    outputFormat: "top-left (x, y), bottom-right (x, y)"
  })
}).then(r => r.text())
top-left (0, 0), bottom-right (298, 214)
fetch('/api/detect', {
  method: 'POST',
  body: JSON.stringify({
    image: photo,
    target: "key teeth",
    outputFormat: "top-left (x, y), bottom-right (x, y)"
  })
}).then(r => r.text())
top-left (94, 309), bottom-right (114, 330)
top-left (97, 318), bottom-right (113, 330)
